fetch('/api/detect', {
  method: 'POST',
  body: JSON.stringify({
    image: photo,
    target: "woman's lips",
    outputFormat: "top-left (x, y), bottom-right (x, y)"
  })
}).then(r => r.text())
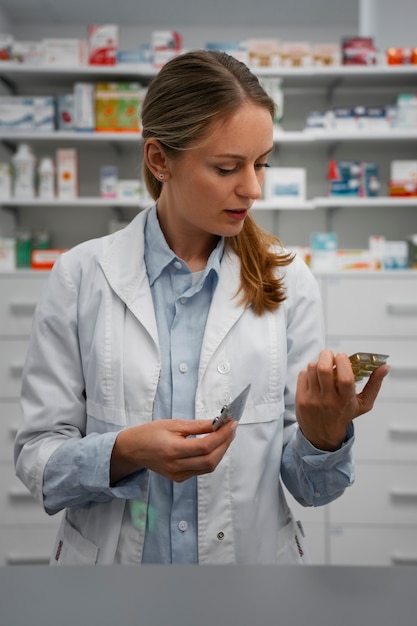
top-left (226, 208), bottom-right (249, 221)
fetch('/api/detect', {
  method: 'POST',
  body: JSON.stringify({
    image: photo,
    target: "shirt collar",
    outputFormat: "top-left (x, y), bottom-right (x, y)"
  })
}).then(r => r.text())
top-left (144, 205), bottom-right (224, 286)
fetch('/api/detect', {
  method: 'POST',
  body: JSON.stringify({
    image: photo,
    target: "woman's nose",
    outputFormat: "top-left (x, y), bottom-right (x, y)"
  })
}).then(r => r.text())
top-left (236, 169), bottom-right (263, 200)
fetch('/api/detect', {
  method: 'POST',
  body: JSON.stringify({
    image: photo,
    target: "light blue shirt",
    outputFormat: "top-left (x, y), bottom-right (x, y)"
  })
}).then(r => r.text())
top-left (141, 206), bottom-right (223, 563)
top-left (41, 206), bottom-right (355, 563)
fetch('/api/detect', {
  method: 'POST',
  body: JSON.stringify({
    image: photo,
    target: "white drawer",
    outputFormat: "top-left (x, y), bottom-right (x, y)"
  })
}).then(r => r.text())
top-left (329, 525), bottom-right (417, 566)
top-left (326, 338), bottom-right (417, 399)
top-left (0, 463), bottom-right (59, 526)
top-left (0, 339), bottom-right (29, 398)
top-left (323, 274), bottom-right (417, 337)
top-left (352, 399), bottom-right (417, 463)
top-left (329, 463), bottom-right (417, 526)
top-left (0, 401), bottom-right (20, 462)
top-left (0, 274), bottom-right (47, 337)
top-left (0, 525), bottom-right (59, 566)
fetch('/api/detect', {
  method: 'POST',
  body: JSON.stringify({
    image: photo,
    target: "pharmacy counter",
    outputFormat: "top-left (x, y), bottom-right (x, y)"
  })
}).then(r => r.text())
top-left (0, 564), bottom-right (416, 626)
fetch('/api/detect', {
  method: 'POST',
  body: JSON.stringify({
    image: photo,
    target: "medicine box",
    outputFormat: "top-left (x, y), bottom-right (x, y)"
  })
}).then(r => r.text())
top-left (73, 82), bottom-right (95, 131)
top-left (389, 160), bottom-right (417, 196)
top-left (263, 167), bottom-right (306, 201)
top-left (43, 38), bottom-right (85, 66)
top-left (56, 148), bottom-right (78, 199)
top-left (0, 97), bottom-right (33, 131)
top-left (95, 83), bottom-right (118, 131)
top-left (151, 31), bottom-right (182, 68)
top-left (56, 94), bottom-right (74, 130)
top-left (0, 238), bottom-right (16, 271)
top-left (310, 232), bottom-right (338, 272)
top-left (88, 25), bottom-right (118, 65)
top-left (33, 96), bottom-right (55, 131)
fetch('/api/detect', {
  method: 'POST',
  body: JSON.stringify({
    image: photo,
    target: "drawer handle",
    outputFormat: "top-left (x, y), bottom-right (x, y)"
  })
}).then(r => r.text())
top-left (391, 554), bottom-right (417, 566)
top-left (390, 488), bottom-right (417, 500)
top-left (8, 486), bottom-right (35, 501)
top-left (389, 426), bottom-right (417, 439)
top-left (10, 302), bottom-right (37, 316)
top-left (9, 364), bottom-right (24, 378)
top-left (389, 366), bottom-right (417, 378)
top-left (9, 423), bottom-right (19, 437)
top-left (6, 554), bottom-right (50, 566)
top-left (386, 303), bottom-right (417, 316)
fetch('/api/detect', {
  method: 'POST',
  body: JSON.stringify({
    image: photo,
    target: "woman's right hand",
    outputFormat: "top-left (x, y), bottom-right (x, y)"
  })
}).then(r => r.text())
top-left (110, 418), bottom-right (237, 485)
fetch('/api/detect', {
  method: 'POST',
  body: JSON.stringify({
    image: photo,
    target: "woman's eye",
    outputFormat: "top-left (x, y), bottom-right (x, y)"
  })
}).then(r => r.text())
top-left (256, 162), bottom-right (270, 170)
top-left (217, 167), bottom-right (238, 175)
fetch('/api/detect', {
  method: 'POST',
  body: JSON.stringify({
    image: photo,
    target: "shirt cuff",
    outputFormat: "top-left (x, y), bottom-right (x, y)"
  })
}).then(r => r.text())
top-left (294, 422), bottom-right (355, 465)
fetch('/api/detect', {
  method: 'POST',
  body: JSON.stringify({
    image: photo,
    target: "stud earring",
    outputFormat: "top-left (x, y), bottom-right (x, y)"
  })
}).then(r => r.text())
top-left (158, 173), bottom-right (165, 180)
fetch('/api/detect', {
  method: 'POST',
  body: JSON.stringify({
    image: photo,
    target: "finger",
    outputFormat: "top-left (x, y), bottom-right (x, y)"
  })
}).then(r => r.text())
top-left (356, 364), bottom-right (390, 415)
top-left (314, 349), bottom-right (336, 390)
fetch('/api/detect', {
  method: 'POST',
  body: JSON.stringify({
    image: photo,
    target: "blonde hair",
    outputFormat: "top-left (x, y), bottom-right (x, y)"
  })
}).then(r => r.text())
top-left (141, 50), bottom-right (293, 315)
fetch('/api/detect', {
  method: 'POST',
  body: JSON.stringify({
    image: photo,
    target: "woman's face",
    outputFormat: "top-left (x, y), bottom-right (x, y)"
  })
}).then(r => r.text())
top-left (157, 101), bottom-right (274, 241)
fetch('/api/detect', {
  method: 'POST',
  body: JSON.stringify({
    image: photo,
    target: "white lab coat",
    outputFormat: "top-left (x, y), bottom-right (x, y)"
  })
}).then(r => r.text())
top-left (15, 207), bottom-right (349, 565)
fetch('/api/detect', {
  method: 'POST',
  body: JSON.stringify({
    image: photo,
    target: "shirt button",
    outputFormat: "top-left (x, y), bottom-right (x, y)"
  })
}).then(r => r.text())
top-left (179, 297), bottom-right (187, 305)
top-left (217, 531), bottom-right (225, 540)
top-left (178, 521), bottom-right (188, 532)
top-left (179, 362), bottom-right (188, 373)
top-left (174, 261), bottom-right (182, 270)
top-left (217, 361), bottom-right (230, 374)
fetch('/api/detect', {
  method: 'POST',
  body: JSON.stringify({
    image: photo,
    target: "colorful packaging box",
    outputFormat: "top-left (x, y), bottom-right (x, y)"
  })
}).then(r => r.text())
top-left (56, 148), bottom-right (78, 199)
top-left (310, 232), bottom-right (338, 272)
top-left (117, 83), bottom-right (142, 132)
top-left (95, 82), bottom-right (118, 131)
top-left (151, 31), bottom-right (182, 68)
top-left (341, 37), bottom-right (377, 65)
top-left (328, 160), bottom-right (379, 197)
top-left (56, 94), bottom-right (74, 131)
top-left (0, 34), bottom-right (13, 61)
top-left (389, 160), bottom-right (417, 196)
top-left (88, 25), bottom-right (118, 65)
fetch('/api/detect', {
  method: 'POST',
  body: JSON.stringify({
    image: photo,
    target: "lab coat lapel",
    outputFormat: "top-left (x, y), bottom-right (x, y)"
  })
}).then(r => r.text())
top-left (199, 248), bottom-right (246, 372)
top-left (99, 208), bottom-right (159, 344)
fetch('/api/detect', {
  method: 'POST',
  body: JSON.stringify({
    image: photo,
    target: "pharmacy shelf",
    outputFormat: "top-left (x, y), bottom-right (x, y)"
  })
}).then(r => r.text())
top-left (0, 131), bottom-right (141, 143)
top-left (2, 129), bottom-right (417, 146)
top-left (1, 61), bottom-right (417, 86)
top-left (253, 199), bottom-right (315, 210)
top-left (314, 196), bottom-right (417, 208)
top-left (0, 197), bottom-right (143, 208)
top-left (273, 129), bottom-right (417, 144)
top-left (2, 196), bottom-right (416, 210)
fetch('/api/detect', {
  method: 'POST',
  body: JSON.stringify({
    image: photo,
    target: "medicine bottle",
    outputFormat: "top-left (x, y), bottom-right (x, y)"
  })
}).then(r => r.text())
top-left (12, 144), bottom-right (36, 198)
top-left (38, 157), bottom-right (55, 198)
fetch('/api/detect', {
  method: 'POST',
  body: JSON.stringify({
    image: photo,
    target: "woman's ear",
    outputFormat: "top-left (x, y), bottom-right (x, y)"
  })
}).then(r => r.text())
top-left (144, 139), bottom-right (171, 182)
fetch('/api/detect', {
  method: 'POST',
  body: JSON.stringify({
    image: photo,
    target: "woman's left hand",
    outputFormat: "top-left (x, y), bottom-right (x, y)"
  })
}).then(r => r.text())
top-left (295, 349), bottom-right (390, 451)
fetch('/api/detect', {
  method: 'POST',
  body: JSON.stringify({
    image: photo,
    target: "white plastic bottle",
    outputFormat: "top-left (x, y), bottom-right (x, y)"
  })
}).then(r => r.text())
top-left (12, 144), bottom-right (36, 198)
top-left (38, 157), bottom-right (55, 198)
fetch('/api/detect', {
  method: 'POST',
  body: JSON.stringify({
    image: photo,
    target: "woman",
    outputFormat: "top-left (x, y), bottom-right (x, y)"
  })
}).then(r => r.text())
top-left (14, 50), bottom-right (388, 565)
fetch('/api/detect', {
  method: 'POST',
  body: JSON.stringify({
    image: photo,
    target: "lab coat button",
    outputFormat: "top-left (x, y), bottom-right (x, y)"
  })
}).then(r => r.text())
top-left (178, 521), bottom-right (188, 532)
top-left (179, 362), bottom-right (188, 373)
top-left (217, 531), bottom-right (225, 540)
top-left (217, 361), bottom-right (230, 374)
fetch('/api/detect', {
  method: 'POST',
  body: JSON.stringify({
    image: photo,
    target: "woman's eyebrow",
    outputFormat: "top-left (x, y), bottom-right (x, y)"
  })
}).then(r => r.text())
top-left (213, 146), bottom-right (275, 160)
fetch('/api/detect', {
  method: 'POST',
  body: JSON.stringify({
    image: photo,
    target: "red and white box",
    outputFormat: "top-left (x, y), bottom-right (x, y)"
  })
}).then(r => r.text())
top-left (88, 25), bottom-right (118, 65)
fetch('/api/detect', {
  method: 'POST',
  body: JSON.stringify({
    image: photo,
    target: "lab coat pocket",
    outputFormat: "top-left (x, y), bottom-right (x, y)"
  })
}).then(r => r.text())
top-left (50, 515), bottom-right (99, 565)
top-left (276, 511), bottom-right (310, 565)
